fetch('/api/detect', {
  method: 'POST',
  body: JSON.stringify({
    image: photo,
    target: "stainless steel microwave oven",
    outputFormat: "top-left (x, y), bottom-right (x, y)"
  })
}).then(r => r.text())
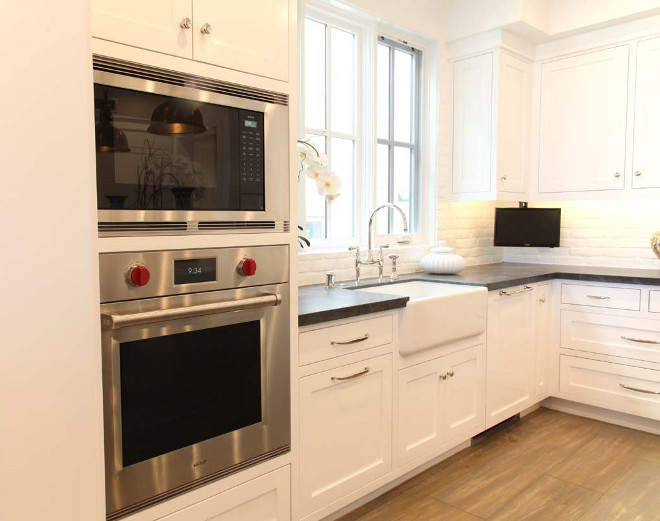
top-left (92, 56), bottom-right (289, 235)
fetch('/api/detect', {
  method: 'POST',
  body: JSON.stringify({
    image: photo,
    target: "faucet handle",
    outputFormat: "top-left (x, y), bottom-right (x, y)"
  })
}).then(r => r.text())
top-left (349, 245), bottom-right (360, 253)
top-left (389, 254), bottom-right (400, 281)
top-left (389, 253), bottom-right (399, 262)
top-left (378, 244), bottom-right (390, 259)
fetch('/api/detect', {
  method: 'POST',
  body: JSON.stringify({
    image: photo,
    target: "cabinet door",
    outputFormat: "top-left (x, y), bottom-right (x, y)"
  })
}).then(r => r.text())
top-left (497, 53), bottom-right (529, 194)
top-left (452, 53), bottom-right (494, 195)
top-left (299, 355), bottom-right (392, 517)
top-left (159, 466), bottom-right (290, 521)
top-left (443, 345), bottom-right (485, 444)
top-left (538, 46), bottom-right (629, 193)
top-left (397, 357), bottom-right (444, 467)
top-left (193, 0), bottom-right (289, 81)
top-left (632, 37), bottom-right (660, 188)
top-left (91, 0), bottom-right (193, 58)
top-left (534, 284), bottom-right (552, 398)
top-left (486, 288), bottom-right (535, 428)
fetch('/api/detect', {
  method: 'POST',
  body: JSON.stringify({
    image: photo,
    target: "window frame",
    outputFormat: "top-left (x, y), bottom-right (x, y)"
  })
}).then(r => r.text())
top-left (298, 1), bottom-right (433, 252)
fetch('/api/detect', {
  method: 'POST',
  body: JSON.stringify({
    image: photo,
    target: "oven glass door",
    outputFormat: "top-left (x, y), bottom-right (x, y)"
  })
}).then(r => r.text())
top-left (94, 84), bottom-right (265, 212)
top-left (120, 320), bottom-right (263, 467)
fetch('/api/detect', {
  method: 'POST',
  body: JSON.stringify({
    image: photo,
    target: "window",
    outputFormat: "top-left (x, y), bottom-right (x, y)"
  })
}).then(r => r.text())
top-left (299, 6), bottom-right (424, 246)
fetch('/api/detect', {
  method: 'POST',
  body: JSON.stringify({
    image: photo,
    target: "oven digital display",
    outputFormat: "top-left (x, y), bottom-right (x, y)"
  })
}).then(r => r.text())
top-left (174, 258), bottom-right (217, 285)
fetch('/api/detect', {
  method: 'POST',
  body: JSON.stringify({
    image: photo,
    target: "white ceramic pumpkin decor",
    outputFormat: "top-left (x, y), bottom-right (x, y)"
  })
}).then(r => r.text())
top-left (420, 241), bottom-right (466, 274)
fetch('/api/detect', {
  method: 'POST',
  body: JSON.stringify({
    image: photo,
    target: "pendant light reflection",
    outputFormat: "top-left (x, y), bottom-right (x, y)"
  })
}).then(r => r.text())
top-left (147, 100), bottom-right (206, 136)
top-left (95, 91), bottom-right (131, 153)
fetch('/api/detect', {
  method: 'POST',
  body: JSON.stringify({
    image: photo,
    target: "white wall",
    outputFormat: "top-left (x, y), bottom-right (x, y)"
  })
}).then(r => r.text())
top-left (548, 0), bottom-right (660, 34)
top-left (0, 2), bottom-right (105, 520)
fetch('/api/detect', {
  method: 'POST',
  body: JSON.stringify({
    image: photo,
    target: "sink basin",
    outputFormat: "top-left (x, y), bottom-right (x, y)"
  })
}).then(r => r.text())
top-left (356, 281), bottom-right (487, 355)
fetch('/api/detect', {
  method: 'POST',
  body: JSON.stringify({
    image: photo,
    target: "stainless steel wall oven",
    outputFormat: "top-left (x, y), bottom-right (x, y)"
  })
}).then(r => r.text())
top-left (93, 56), bottom-right (289, 236)
top-left (99, 246), bottom-right (290, 519)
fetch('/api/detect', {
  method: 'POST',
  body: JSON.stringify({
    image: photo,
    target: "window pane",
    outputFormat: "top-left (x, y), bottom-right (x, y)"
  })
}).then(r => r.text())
top-left (304, 19), bottom-right (326, 130)
top-left (303, 135), bottom-right (326, 239)
top-left (330, 28), bottom-right (355, 134)
top-left (376, 144), bottom-right (389, 235)
top-left (327, 137), bottom-right (355, 239)
top-left (393, 50), bottom-right (412, 143)
top-left (377, 44), bottom-right (390, 140)
top-left (393, 146), bottom-right (412, 230)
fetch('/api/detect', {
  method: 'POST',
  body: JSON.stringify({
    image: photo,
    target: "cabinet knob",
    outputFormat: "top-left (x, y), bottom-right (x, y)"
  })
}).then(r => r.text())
top-left (439, 373), bottom-right (447, 380)
top-left (180, 17), bottom-right (192, 29)
top-left (635, 170), bottom-right (642, 177)
top-left (200, 23), bottom-right (213, 35)
top-left (447, 369), bottom-right (455, 378)
top-left (614, 172), bottom-right (622, 178)
top-left (500, 175), bottom-right (507, 181)
top-left (539, 296), bottom-right (546, 303)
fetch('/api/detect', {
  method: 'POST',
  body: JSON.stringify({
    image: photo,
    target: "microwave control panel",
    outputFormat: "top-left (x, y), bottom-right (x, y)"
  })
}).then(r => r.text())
top-left (239, 110), bottom-right (265, 210)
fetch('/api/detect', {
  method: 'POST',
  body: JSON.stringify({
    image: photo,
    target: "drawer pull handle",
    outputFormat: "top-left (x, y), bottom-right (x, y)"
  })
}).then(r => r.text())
top-left (499, 286), bottom-right (533, 296)
top-left (331, 333), bottom-right (369, 346)
top-left (621, 336), bottom-right (660, 345)
top-left (331, 367), bottom-right (370, 381)
top-left (586, 295), bottom-right (611, 300)
top-left (619, 383), bottom-right (660, 395)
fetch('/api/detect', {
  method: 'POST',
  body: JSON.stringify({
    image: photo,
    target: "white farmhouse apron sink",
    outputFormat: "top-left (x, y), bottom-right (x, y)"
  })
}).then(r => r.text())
top-left (357, 281), bottom-right (487, 355)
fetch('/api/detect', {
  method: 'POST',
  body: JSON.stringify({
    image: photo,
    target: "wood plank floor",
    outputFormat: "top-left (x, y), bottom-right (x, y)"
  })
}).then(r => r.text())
top-left (338, 409), bottom-right (660, 521)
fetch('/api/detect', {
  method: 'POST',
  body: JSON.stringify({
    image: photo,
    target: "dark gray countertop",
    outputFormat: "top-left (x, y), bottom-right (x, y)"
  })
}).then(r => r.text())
top-left (298, 262), bottom-right (660, 326)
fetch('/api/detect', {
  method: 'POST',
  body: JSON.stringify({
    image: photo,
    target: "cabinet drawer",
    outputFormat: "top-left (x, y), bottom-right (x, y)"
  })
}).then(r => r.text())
top-left (650, 291), bottom-right (660, 313)
top-left (158, 466), bottom-right (290, 521)
top-left (299, 315), bottom-right (393, 366)
top-left (560, 355), bottom-right (660, 420)
top-left (561, 283), bottom-right (640, 311)
top-left (561, 310), bottom-right (660, 364)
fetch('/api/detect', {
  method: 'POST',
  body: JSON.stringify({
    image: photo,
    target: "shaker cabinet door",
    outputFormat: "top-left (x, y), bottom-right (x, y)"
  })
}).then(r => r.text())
top-left (538, 46), bottom-right (629, 193)
top-left (298, 354), bottom-right (392, 517)
top-left (193, 0), bottom-right (289, 81)
top-left (91, 0), bottom-right (193, 58)
top-left (452, 53), bottom-right (494, 195)
top-left (632, 37), bottom-right (660, 189)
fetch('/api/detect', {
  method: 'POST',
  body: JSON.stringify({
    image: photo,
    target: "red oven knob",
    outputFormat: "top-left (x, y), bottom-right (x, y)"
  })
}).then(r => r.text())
top-left (238, 258), bottom-right (257, 276)
top-left (128, 264), bottom-right (150, 287)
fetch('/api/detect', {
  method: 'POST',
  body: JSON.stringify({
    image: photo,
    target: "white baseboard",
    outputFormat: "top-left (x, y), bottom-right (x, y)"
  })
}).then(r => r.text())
top-left (541, 397), bottom-right (660, 435)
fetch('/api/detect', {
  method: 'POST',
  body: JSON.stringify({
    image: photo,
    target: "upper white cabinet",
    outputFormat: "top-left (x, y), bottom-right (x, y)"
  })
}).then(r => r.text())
top-left (451, 50), bottom-right (530, 200)
top-left (632, 36), bottom-right (660, 189)
top-left (537, 46), bottom-right (629, 193)
top-left (91, 0), bottom-right (289, 81)
top-left (193, 0), bottom-right (289, 81)
top-left (452, 53), bottom-right (494, 196)
top-left (91, 0), bottom-right (193, 58)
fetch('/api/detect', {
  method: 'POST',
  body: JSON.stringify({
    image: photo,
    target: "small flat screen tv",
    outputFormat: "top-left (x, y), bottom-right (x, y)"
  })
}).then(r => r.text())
top-left (494, 208), bottom-right (561, 247)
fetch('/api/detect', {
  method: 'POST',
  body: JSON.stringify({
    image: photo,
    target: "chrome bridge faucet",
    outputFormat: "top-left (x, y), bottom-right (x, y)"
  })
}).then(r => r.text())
top-left (349, 204), bottom-right (409, 285)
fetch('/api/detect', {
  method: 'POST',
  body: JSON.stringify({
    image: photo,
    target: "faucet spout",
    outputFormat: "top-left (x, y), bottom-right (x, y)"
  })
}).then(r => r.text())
top-left (367, 203), bottom-right (409, 262)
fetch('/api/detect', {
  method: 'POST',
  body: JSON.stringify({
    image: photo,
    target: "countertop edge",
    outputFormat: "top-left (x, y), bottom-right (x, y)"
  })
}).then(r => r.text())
top-left (298, 296), bottom-right (409, 327)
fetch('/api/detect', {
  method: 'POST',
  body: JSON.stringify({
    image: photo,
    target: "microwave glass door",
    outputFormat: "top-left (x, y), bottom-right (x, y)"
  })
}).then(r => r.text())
top-left (119, 320), bottom-right (262, 467)
top-left (94, 85), bottom-right (265, 212)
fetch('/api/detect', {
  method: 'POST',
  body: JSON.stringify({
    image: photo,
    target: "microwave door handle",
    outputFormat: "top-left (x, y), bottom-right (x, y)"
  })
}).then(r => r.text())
top-left (102, 293), bottom-right (281, 330)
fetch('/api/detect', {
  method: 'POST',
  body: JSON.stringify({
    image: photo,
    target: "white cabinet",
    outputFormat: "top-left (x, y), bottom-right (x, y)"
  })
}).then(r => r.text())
top-left (157, 466), bottom-right (290, 521)
top-left (397, 345), bottom-right (484, 466)
top-left (298, 354), bottom-right (392, 517)
top-left (451, 50), bottom-right (530, 200)
top-left (632, 36), bottom-right (660, 189)
top-left (486, 285), bottom-right (536, 428)
top-left (534, 284), bottom-right (552, 398)
top-left (91, 0), bottom-right (193, 58)
top-left (452, 53), bottom-right (494, 196)
top-left (91, 0), bottom-right (289, 81)
top-left (537, 46), bottom-right (629, 193)
top-left (193, 0), bottom-right (289, 81)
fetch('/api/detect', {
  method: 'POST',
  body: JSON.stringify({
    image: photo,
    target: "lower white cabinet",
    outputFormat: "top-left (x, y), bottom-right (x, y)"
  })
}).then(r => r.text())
top-left (534, 284), bottom-right (552, 398)
top-left (560, 355), bottom-right (660, 420)
top-left (397, 345), bottom-right (484, 467)
top-left (157, 466), bottom-right (290, 521)
top-left (486, 285), bottom-right (536, 427)
top-left (298, 354), bottom-right (392, 517)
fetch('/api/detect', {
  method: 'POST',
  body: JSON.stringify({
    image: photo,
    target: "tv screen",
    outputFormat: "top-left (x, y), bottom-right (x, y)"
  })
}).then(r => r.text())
top-left (494, 208), bottom-right (561, 247)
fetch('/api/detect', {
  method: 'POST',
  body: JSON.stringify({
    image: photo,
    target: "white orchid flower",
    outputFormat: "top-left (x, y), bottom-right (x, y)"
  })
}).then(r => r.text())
top-left (305, 163), bottom-right (328, 181)
top-left (316, 172), bottom-right (341, 196)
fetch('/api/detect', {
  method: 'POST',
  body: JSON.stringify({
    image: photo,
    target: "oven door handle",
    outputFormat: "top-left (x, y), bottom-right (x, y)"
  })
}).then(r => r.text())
top-left (102, 293), bottom-right (282, 330)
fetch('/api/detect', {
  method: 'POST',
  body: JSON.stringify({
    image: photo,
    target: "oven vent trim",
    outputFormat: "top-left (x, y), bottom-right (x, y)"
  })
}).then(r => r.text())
top-left (198, 220), bottom-right (276, 230)
top-left (98, 220), bottom-right (290, 235)
top-left (106, 445), bottom-right (290, 521)
top-left (93, 55), bottom-right (289, 106)
top-left (98, 221), bottom-right (188, 232)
